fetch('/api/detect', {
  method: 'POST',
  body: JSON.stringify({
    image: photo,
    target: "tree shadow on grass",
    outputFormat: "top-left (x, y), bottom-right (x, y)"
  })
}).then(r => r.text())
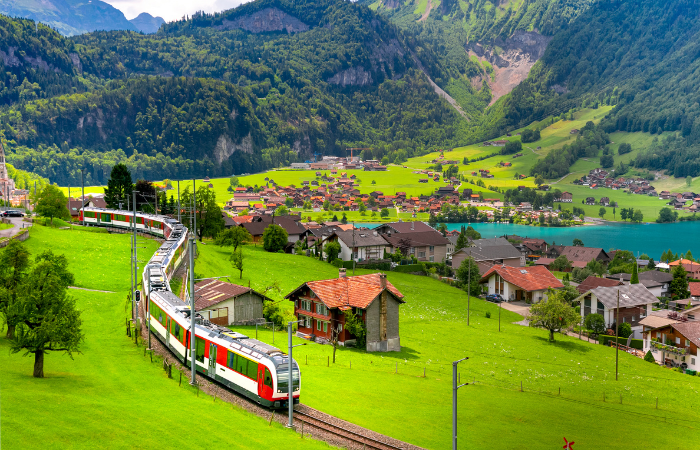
top-left (531, 335), bottom-right (594, 354)
top-left (370, 345), bottom-right (421, 361)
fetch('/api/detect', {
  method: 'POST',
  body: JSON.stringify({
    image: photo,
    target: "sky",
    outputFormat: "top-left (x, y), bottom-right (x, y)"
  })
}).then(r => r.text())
top-left (103, 0), bottom-right (252, 22)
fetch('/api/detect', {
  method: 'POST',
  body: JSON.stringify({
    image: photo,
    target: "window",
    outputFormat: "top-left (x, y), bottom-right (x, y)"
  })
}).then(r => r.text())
top-left (429, 246), bottom-right (434, 252)
top-left (418, 251), bottom-right (426, 258)
top-left (692, 358), bottom-right (696, 365)
top-left (84, 211), bottom-right (96, 218)
top-left (323, 322), bottom-right (328, 333)
top-left (195, 337), bottom-right (206, 363)
top-left (429, 256), bottom-right (434, 262)
top-left (338, 324), bottom-right (343, 332)
top-left (316, 303), bottom-right (328, 316)
top-left (686, 339), bottom-right (690, 347)
top-left (264, 367), bottom-right (273, 387)
top-left (676, 337), bottom-right (681, 345)
top-left (227, 351), bottom-right (235, 369)
top-left (300, 300), bottom-right (311, 311)
top-left (100, 213), bottom-right (111, 222)
top-left (170, 320), bottom-right (182, 342)
top-left (316, 320), bottom-right (321, 331)
top-left (689, 314), bottom-right (696, 320)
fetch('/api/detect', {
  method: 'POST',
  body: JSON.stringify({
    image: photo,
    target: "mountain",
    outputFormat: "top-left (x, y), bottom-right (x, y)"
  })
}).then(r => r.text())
top-left (0, 0), bottom-right (138, 35)
top-left (129, 12), bottom-right (165, 34)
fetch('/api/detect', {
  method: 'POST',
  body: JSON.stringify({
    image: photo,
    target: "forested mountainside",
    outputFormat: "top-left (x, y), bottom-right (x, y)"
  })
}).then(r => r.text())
top-left (0, 0), bottom-right (467, 185)
top-left (0, 0), bottom-right (138, 36)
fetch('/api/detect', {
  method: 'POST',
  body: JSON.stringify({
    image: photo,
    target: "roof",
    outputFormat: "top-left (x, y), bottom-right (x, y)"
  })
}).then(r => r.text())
top-left (690, 282), bottom-right (700, 297)
top-left (382, 230), bottom-right (449, 247)
top-left (285, 273), bottom-right (404, 310)
top-left (577, 276), bottom-right (623, 294)
top-left (479, 265), bottom-right (563, 292)
top-left (454, 238), bottom-right (522, 262)
top-left (330, 230), bottom-right (388, 247)
top-left (376, 221), bottom-right (436, 234)
top-left (194, 280), bottom-right (267, 310)
top-left (583, 284), bottom-right (658, 309)
top-left (670, 322), bottom-right (700, 348)
top-left (638, 315), bottom-right (680, 329)
top-left (670, 259), bottom-right (695, 266)
top-left (554, 246), bottom-right (609, 262)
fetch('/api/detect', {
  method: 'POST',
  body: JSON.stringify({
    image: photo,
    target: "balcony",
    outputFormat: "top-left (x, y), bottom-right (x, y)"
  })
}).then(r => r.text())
top-left (651, 341), bottom-right (688, 355)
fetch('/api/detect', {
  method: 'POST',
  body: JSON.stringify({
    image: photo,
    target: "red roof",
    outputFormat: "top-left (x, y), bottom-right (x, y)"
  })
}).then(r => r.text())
top-left (690, 282), bottom-right (700, 297)
top-left (577, 276), bottom-right (623, 294)
top-left (286, 273), bottom-right (404, 310)
top-left (480, 265), bottom-right (564, 292)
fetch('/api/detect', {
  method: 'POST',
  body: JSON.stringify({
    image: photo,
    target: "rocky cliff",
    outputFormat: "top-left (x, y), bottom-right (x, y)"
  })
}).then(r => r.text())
top-left (217, 8), bottom-right (309, 33)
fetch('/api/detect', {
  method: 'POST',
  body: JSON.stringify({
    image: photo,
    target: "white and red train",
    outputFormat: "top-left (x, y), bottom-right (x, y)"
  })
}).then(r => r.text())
top-left (80, 207), bottom-right (300, 409)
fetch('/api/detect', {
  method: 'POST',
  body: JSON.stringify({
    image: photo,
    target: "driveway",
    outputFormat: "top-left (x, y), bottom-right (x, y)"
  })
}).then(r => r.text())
top-left (0, 216), bottom-right (27, 238)
top-left (500, 301), bottom-right (531, 326)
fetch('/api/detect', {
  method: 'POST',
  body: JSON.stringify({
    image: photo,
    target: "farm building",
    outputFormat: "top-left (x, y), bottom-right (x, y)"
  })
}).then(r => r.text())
top-left (286, 270), bottom-right (405, 352)
top-left (193, 280), bottom-right (268, 326)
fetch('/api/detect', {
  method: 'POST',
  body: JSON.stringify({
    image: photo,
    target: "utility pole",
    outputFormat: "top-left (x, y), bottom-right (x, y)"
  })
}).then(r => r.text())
top-left (192, 179), bottom-right (197, 241)
top-left (352, 222), bottom-right (356, 276)
top-left (467, 271), bottom-right (470, 326)
top-left (287, 320), bottom-right (305, 428)
top-left (499, 298), bottom-right (501, 332)
top-left (177, 180), bottom-right (181, 223)
top-left (453, 357), bottom-right (469, 450)
top-left (147, 267), bottom-right (152, 350)
top-left (615, 286), bottom-right (620, 381)
top-left (189, 236), bottom-right (196, 385)
top-left (81, 170), bottom-right (85, 227)
top-left (132, 190), bottom-right (138, 321)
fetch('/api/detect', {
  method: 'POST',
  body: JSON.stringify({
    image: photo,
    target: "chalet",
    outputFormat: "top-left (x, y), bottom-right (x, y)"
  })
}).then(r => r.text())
top-left (376, 221), bottom-right (450, 263)
top-left (555, 192), bottom-right (573, 202)
top-left (436, 186), bottom-right (455, 196)
top-left (194, 280), bottom-right (267, 326)
top-left (240, 216), bottom-right (307, 245)
top-left (643, 322), bottom-right (700, 371)
top-left (576, 284), bottom-right (658, 338)
top-left (605, 271), bottom-right (673, 297)
top-left (324, 229), bottom-right (389, 262)
top-left (576, 276), bottom-right (623, 294)
top-left (286, 271), bottom-right (405, 352)
top-left (600, 197), bottom-right (610, 206)
top-left (480, 265), bottom-right (563, 303)
top-left (546, 245), bottom-right (611, 265)
top-left (669, 259), bottom-right (700, 278)
top-left (585, 197), bottom-right (595, 205)
top-left (452, 238), bottom-right (525, 275)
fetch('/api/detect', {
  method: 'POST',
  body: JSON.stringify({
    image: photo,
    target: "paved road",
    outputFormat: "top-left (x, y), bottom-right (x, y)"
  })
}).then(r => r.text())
top-left (0, 216), bottom-right (26, 238)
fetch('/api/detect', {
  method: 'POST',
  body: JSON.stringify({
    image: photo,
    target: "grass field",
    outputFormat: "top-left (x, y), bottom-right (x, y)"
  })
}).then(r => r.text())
top-left (191, 242), bottom-right (700, 450)
top-left (0, 225), bottom-right (331, 450)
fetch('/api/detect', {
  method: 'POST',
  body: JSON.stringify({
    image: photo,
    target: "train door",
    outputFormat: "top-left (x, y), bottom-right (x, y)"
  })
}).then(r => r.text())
top-left (258, 366), bottom-right (272, 400)
top-left (166, 317), bottom-right (171, 348)
top-left (208, 343), bottom-right (217, 377)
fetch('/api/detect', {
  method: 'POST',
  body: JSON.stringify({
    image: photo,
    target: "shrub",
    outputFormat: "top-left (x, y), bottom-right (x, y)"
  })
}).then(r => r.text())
top-left (584, 313), bottom-right (606, 335)
top-left (599, 335), bottom-right (643, 350)
top-left (618, 322), bottom-right (632, 338)
top-left (262, 224), bottom-right (288, 252)
top-left (325, 241), bottom-right (341, 262)
top-left (485, 311), bottom-right (491, 318)
top-left (644, 350), bottom-right (656, 363)
top-left (393, 264), bottom-right (425, 274)
top-left (331, 258), bottom-right (343, 268)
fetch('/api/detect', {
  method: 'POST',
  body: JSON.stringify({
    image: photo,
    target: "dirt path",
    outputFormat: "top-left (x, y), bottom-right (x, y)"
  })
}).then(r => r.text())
top-left (69, 286), bottom-right (116, 294)
top-left (419, 0), bottom-right (432, 22)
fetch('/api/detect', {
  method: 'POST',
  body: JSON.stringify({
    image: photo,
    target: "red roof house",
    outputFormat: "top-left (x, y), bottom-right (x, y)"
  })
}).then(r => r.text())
top-left (480, 265), bottom-right (564, 303)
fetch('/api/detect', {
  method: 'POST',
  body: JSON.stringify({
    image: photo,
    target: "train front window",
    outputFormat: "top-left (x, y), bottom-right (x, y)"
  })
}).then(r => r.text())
top-left (277, 361), bottom-right (300, 392)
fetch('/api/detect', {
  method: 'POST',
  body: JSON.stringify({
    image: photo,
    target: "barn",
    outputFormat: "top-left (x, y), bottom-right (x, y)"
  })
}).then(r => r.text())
top-left (194, 280), bottom-right (268, 326)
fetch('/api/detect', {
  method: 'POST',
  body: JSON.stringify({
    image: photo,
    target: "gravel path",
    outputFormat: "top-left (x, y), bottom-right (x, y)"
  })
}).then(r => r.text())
top-left (69, 286), bottom-right (116, 293)
top-left (0, 217), bottom-right (25, 238)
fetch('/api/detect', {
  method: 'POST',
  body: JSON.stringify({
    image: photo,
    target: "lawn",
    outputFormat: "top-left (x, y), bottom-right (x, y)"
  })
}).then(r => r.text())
top-left (193, 242), bottom-right (700, 450)
top-left (0, 225), bottom-right (331, 450)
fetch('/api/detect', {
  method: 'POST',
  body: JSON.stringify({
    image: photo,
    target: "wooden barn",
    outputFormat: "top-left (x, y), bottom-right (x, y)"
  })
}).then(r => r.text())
top-left (194, 280), bottom-right (268, 326)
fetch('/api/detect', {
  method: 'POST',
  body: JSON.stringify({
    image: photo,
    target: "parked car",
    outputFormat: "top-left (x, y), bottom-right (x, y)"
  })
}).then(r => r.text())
top-left (485, 293), bottom-right (504, 303)
top-left (1, 210), bottom-right (24, 217)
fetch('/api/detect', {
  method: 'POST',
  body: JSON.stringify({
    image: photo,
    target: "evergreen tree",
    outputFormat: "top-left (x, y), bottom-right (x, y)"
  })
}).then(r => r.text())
top-left (630, 263), bottom-right (639, 284)
top-left (104, 164), bottom-right (133, 209)
top-left (455, 231), bottom-right (469, 252)
top-left (670, 265), bottom-right (690, 299)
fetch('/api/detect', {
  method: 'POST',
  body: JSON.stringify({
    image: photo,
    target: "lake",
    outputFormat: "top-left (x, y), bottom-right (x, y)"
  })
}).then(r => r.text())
top-left (358, 221), bottom-right (700, 259)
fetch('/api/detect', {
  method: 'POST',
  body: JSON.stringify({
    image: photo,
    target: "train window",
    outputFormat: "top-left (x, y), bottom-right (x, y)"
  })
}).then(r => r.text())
top-left (264, 368), bottom-right (273, 387)
top-left (227, 351), bottom-right (236, 370)
top-left (236, 354), bottom-right (248, 375)
top-left (247, 360), bottom-right (258, 380)
top-left (195, 337), bottom-right (206, 363)
top-left (100, 213), bottom-right (111, 222)
top-left (84, 211), bottom-right (95, 218)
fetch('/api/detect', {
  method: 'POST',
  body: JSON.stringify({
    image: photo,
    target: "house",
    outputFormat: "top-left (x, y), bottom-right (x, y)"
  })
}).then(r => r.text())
top-left (240, 216), bottom-right (307, 245)
top-left (555, 192), bottom-right (573, 202)
top-left (451, 238), bottom-right (524, 274)
top-left (669, 259), bottom-right (700, 278)
top-left (585, 197), bottom-right (596, 205)
top-left (480, 265), bottom-right (563, 303)
top-left (600, 197), bottom-right (610, 206)
top-left (576, 284), bottom-right (658, 338)
top-left (375, 221), bottom-right (450, 263)
top-left (324, 229), bottom-right (389, 262)
top-left (193, 280), bottom-right (267, 326)
top-left (547, 246), bottom-right (611, 265)
top-left (605, 271), bottom-right (673, 297)
top-left (690, 282), bottom-right (700, 300)
top-left (642, 322), bottom-right (700, 371)
top-left (576, 276), bottom-right (623, 294)
top-left (286, 271), bottom-right (405, 352)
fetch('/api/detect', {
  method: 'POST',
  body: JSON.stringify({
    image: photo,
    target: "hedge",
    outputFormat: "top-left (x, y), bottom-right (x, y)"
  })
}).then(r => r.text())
top-left (393, 264), bottom-right (425, 274)
top-left (599, 335), bottom-right (643, 350)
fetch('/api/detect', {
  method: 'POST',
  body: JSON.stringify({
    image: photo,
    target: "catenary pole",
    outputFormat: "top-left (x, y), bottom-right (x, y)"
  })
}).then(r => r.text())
top-left (288, 320), bottom-right (294, 427)
top-left (616, 286), bottom-right (620, 381)
top-left (453, 357), bottom-right (469, 450)
top-left (81, 170), bottom-right (85, 227)
top-left (189, 236), bottom-right (196, 385)
top-left (133, 190), bottom-right (138, 321)
top-left (177, 180), bottom-right (181, 223)
top-left (192, 179), bottom-right (197, 241)
top-left (467, 270), bottom-right (470, 326)
top-left (147, 267), bottom-right (152, 350)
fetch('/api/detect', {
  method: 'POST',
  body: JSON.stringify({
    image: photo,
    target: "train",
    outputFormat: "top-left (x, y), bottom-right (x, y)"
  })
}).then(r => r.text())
top-left (80, 207), bottom-right (300, 409)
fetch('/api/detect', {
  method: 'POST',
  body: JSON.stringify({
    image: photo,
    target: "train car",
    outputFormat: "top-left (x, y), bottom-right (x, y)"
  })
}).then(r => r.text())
top-left (148, 290), bottom-right (300, 408)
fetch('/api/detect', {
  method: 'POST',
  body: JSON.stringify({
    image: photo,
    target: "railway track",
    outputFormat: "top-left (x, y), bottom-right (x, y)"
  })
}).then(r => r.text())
top-left (293, 410), bottom-right (407, 450)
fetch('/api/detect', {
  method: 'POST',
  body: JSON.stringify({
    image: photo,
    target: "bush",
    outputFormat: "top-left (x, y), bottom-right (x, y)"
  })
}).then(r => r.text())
top-left (584, 313), bottom-right (605, 335)
top-left (618, 322), bottom-right (632, 338)
top-left (599, 335), bottom-right (643, 350)
top-left (325, 241), bottom-right (341, 262)
top-left (331, 258), bottom-right (343, 268)
top-left (485, 311), bottom-right (491, 318)
top-left (393, 264), bottom-right (425, 274)
top-left (262, 224), bottom-right (288, 252)
top-left (644, 350), bottom-right (656, 363)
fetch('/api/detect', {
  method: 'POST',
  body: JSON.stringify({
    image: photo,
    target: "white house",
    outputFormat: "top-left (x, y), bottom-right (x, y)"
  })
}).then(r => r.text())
top-left (325, 229), bottom-right (389, 262)
top-left (576, 284), bottom-right (658, 339)
top-left (479, 265), bottom-right (563, 303)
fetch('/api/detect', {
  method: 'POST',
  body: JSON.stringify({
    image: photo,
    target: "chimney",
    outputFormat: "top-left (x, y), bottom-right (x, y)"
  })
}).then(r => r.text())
top-left (379, 273), bottom-right (387, 289)
top-left (339, 268), bottom-right (347, 279)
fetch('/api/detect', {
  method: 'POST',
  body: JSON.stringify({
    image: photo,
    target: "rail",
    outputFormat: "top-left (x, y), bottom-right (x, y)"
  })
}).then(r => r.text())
top-left (293, 410), bottom-right (406, 450)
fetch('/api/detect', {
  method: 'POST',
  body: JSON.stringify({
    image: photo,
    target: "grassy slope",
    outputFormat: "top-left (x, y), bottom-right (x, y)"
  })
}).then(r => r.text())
top-left (0, 225), bottom-right (331, 450)
top-left (193, 242), bottom-right (700, 450)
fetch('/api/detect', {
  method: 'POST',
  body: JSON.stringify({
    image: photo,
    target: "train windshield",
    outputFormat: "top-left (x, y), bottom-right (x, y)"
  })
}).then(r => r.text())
top-left (276, 361), bottom-right (300, 391)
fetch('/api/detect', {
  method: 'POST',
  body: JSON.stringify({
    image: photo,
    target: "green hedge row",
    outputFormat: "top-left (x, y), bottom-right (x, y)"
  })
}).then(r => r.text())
top-left (599, 335), bottom-right (643, 350)
top-left (393, 264), bottom-right (425, 273)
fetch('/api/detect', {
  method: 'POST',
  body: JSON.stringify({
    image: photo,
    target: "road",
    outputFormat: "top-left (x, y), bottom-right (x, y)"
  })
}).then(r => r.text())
top-left (0, 216), bottom-right (26, 238)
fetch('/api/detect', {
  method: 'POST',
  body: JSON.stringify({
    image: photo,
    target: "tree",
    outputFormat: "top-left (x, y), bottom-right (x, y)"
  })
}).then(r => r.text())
top-left (657, 207), bottom-right (678, 223)
top-left (9, 251), bottom-right (82, 377)
top-left (630, 263), bottom-right (639, 284)
top-left (134, 179), bottom-right (156, 212)
top-left (618, 143), bottom-right (632, 155)
top-left (341, 213), bottom-right (348, 224)
top-left (550, 255), bottom-right (572, 272)
top-left (647, 259), bottom-right (656, 270)
top-left (380, 208), bottom-right (390, 218)
top-left (586, 259), bottom-right (604, 276)
top-left (428, 213), bottom-right (438, 227)
top-left (276, 205), bottom-right (289, 216)
top-left (600, 154), bottom-right (614, 168)
top-left (465, 226), bottom-right (481, 240)
top-left (584, 313), bottom-right (606, 336)
top-left (0, 240), bottom-right (30, 338)
top-left (571, 267), bottom-right (594, 282)
top-left (456, 257), bottom-right (481, 297)
top-left (598, 207), bottom-right (606, 219)
top-left (181, 186), bottom-right (225, 240)
top-left (527, 290), bottom-right (580, 341)
top-left (437, 223), bottom-right (447, 235)
top-left (686, 250), bottom-right (695, 261)
top-left (632, 209), bottom-right (644, 223)
top-left (323, 200), bottom-right (330, 211)
top-left (644, 350), bottom-right (656, 363)
top-left (620, 208), bottom-right (628, 221)
top-left (285, 197), bottom-right (294, 207)
top-left (325, 241), bottom-right (341, 262)
top-left (618, 322), bottom-right (632, 338)
top-left (230, 248), bottom-right (243, 279)
top-left (230, 176), bottom-right (239, 187)
top-left (262, 224), bottom-right (288, 252)
top-left (343, 310), bottom-right (366, 349)
top-left (535, 175), bottom-right (544, 187)
top-left (455, 231), bottom-right (469, 252)
top-left (214, 227), bottom-right (251, 252)
top-left (104, 163), bottom-right (133, 209)
top-left (572, 238), bottom-right (584, 247)
top-left (669, 265), bottom-right (690, 299)
top-left (687, 176), bottom-right (693, 187)
top-left (36, 185), bottom-right (70, 224)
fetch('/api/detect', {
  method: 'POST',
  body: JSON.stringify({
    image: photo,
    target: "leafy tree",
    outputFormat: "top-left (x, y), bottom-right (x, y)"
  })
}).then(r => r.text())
top-left (572, 267), bottom-right (594, 282)
top-left (527, 289), bottom-right (580, 341)
top-left (36, 185), bottom-right (70, 224)
top-left (687, 176), bottom-right (693, 187)
top-left (437, 223), bottom-right (447, 235)
top-left (600, 154), bottom-right (614, 168)
top-left (647, 259), bottom-right (656, 270)
top-left (630, 263), bottom-right (639, 284)
top-left (285, 197), bottom-right (294, 207)
top-left (550, 255), bottom-right (572, 272)
top-left (9, 250), bottom-right (82, 377)
top-left (598, 207), bottom-right (606, 219)
top-left (657, 207), bottom-right (678, 223)
top-left (214, 227), bottom-right (251, 252)
top-left (644, 350), bottom-right (656, 363)
top-left (325, 241), bottom-right (341, 262)
top-left (618, 143), bottom-right (632, 155)
top-left (104, 164), bottom-right (133, 209)
top-left (343, 310), bottom-right (366, 349)
top-left (262, 224), bottom-right (288, 253)
top-left (181, 186), bottom-right (225, 241)
top-left (230, 176), bottom-right (239, 187)
top-left (670, 265), bottom-right (690, 299)
top-left (134, 180), bottom-right (156, 212)
top-left (323, 200), bottom-right (330, 211)
top-left (456, 257), bottom-right (481, 297)
top-left (230, 248), bottom-right (243, 279)
top-left (609, 250), bottom-right (635, 274)
top-left (632, 209), bottom-right (643, 223)
top-left (620, 208), bottom-right (628, 221)
top-left (380, 208), bottom-right (390, 218)
top-left (534, 175), bottom-right (544, 186)
top-left (455, 231), bottom-right (469, 252)
top-left (586, 259), bottom-right (604, 276)
top-left (584, 313), bottom-right (606, 336)
top-left (618, 322), bottom-right (632, 338)
top-left (572, 238), bottom-right (584, 247)
top-left (275, 205), bottom-right (290, 216)
top-left (0, 240), bottom-right (30, 338)
top-left (465, 226), bottom-right (481, 239)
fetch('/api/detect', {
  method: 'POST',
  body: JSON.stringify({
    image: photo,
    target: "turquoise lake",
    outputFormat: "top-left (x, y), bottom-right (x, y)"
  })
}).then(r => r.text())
top-left (359, 221), bottom-right (700, 259)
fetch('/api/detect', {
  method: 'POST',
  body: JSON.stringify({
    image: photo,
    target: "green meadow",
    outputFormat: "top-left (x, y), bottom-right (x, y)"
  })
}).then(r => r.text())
top-left (194, 242), bottom-right (700, 450)
top-left (0, 225), bottom-right (331, 450)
